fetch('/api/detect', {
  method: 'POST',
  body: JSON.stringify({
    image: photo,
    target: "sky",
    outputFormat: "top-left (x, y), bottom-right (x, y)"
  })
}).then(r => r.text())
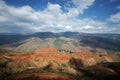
top-left (0, 0), bottom-right (120, 34)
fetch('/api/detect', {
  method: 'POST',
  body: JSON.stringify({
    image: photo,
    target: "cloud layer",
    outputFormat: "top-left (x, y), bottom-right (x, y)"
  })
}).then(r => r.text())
top-left (0, 0), bottom-right (119, 33)
top-left (72, 0), bottom-right (95, 14)
top-left (108, 12), bottom-right (120, 23)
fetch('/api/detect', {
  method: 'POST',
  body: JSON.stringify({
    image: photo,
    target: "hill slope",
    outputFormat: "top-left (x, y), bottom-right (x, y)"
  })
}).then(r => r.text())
top-left (0, 48), bottom-right (120, 80)
top-left (0, 32), bottom-right (120, 54)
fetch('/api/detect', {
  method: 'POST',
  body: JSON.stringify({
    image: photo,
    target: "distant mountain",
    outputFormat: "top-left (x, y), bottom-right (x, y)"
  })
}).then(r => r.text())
top-left (31, 32), bottom-right (56, 39)
top-left (2, 37), bottom-right (80, 53)
top-left (0, 32), bottom-right (120, 54)
top-left (80, 35), bottom-right (120, 51)
top-left (0, 34), bottom-right (29, 45)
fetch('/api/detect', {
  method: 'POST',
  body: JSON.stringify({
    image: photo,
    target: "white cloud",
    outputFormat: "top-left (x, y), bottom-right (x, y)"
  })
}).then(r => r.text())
top-left (0, 0), bottom-right (119, 33)
top-left (67, 8), bottom-right (79, 18)
top-left (84, 25), bottom-right (94, 29)
top-left (47, 3), bottom-right (62, 12)
top-left (65, 25), bottom-right (72, 30)
top-left (71, 0), bottom-right (95, 14)
top-left (108, 12), bottom-right (120, 23)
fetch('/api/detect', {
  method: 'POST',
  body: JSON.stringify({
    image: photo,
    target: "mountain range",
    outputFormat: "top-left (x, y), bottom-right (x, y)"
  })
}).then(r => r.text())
top-left (0, 32), bottom-right (120, 54)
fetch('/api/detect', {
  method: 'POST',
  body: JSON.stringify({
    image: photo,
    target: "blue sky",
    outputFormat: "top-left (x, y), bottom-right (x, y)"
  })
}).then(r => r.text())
top-left (0, 0), bottom-right (120, 33)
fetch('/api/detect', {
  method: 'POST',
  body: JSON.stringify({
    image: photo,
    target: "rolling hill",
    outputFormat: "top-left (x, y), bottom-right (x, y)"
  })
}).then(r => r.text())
top-left (0, 32), bottom-right (120, 54)
top-left (0, 48), bottom-right (120, 80)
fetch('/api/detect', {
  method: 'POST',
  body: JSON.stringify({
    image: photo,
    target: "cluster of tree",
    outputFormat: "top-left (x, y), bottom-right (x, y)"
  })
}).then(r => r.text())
top-left (57, 49), bottom-right (74, 54)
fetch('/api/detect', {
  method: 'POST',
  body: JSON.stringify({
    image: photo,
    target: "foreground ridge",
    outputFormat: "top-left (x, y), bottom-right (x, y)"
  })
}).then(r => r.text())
top-left (0, 48), bottom-right (120, 80)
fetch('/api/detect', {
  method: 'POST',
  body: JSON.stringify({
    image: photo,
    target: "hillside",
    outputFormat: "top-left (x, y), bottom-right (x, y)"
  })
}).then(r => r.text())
top-left (0, 32), bottom-right (120, 80)
top-left (0, 48), bottom-right (120, 80)
top-left (0, 32), bottom-right (120, 54)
